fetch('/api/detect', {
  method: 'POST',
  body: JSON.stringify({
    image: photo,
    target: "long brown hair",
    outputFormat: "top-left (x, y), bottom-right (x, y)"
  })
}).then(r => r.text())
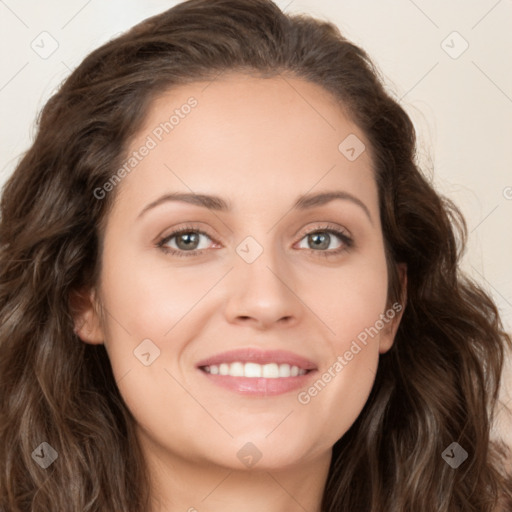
top-left (1, 1), bottom-right (511, 510)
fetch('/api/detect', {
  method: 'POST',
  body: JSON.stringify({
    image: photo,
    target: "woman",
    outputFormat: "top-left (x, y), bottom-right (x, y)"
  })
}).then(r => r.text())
top-left (1, 0), bottom-right (511, 510)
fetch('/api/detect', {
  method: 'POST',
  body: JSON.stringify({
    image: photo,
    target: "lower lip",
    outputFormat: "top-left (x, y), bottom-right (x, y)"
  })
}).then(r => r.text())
top-left (198, 369), bottom-right (317, 396)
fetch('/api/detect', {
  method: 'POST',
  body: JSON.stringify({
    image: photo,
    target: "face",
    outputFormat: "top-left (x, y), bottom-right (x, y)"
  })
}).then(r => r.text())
top-left (77, 73), bottom-right (405, 471)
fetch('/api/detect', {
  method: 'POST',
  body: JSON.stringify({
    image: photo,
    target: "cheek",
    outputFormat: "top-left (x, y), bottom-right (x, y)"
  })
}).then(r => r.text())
top-left (96, 257), bottom-right (209, 449)
top-left (295, 249), bottom-right (389, 443)
top-left (309, 246), bottom-right (389, 346)
top-left (99, 249), bottom-right (220, 348)
top-left (95, 244), bottom-right (221, 401)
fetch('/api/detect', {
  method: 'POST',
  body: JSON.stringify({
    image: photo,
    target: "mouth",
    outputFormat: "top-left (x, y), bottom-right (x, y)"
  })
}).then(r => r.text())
top-left (196, 348), bottom-right (317, 396)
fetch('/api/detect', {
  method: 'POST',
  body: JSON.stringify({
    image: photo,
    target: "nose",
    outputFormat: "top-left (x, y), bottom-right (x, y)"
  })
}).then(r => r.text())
top-left (223, 243), bottom-right (303, 330)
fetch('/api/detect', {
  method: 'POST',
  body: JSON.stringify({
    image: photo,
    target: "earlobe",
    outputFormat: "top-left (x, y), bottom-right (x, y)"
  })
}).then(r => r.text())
top-left (379, 263), bottom-right (407, 354)
top-left (70, 288), bottom-right (104, 345)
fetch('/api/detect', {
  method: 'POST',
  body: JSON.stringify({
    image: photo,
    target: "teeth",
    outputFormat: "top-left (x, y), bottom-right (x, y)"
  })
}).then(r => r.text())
top-left (230, 362), bottom-right (244, 377)
top-left (244, 362), bottom-right (262, 378)
top-left (203, 362), bottom-right (307, 378)
top-left (262, 363), bottom-right (279, 378)
top-left (278, 364), bottom-right (291, 377)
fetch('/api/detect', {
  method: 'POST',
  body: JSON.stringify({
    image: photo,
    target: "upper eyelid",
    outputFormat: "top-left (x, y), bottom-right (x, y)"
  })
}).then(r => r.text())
top-left (299, 223), bottom-right (351, 238)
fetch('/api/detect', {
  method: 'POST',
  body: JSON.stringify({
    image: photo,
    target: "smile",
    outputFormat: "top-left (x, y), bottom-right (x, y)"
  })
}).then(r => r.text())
top-left (201, 362), bottom-right (309, 378)
top-left (196, 348), bottom-right (317, 396)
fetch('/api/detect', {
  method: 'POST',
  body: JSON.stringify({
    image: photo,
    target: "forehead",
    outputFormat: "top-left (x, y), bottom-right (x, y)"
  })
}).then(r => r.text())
top-left (113, 73), bottom-right (377, 218)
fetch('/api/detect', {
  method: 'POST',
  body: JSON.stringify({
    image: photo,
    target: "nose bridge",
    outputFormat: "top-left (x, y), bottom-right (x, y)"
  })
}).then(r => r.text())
top-left (236, 232), bottom-right (288, 296)
top-left (224, 231), bottom-right (300, 327)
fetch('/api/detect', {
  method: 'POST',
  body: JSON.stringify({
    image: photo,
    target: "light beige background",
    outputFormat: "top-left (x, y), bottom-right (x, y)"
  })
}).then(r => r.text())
top-left (0, 0), bottom-right (510, 441)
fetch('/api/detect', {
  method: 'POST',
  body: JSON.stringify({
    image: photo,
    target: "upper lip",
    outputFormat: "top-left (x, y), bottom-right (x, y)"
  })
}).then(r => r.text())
top-left (196, 348), bottom-right (318, 371)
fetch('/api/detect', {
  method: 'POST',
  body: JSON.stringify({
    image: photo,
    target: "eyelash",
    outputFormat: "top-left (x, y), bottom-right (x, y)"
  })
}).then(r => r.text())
top-left (156, 223), bottom-right (354, 259)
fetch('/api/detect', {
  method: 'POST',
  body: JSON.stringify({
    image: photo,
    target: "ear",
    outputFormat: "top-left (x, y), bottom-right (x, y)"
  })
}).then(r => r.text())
top-left (69, 287), bottom-right (105, 345)
top-left (379, 263), bottom-right (407, 354)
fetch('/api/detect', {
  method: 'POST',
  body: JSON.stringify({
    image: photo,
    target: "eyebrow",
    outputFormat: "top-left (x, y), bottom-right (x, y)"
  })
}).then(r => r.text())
top-left (137, 190), bottom-right (373, 223)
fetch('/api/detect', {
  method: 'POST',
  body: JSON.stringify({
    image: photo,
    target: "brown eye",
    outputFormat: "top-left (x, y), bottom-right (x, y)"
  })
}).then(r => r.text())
top-left (174, 232), bottom-right (201, 250)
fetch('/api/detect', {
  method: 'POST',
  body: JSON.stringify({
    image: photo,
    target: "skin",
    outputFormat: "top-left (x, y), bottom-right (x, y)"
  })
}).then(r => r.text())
top-left (75, 73), bottom-right (406, 512)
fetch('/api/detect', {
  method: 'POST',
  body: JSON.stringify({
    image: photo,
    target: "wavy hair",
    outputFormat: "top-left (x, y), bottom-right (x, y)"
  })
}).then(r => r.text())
top-left (1, 0), bottom-right (511, 510)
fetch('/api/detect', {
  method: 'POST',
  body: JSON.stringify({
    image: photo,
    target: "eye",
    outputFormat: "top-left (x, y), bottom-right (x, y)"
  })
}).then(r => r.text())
top-left (157, 225), bottom-right (217, 257)
top-left (156, 223), bottom-right (353, 258)
top-left (295, 225), bottom-right (353, 257)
